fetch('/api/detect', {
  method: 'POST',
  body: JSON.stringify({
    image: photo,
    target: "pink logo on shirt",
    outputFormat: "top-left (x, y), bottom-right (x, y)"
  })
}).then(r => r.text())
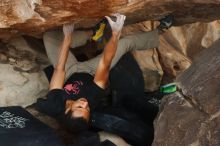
top-left (64, 81), bottom-right (83, 95)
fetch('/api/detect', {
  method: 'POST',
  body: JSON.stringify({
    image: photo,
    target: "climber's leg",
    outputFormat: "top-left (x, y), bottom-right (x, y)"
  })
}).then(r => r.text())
top-left (76, 29), bottom-right (159, 75)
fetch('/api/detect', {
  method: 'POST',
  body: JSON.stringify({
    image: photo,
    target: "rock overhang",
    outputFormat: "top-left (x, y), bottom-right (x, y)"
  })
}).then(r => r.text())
top-left (1, 0), bottom-right (220, 40)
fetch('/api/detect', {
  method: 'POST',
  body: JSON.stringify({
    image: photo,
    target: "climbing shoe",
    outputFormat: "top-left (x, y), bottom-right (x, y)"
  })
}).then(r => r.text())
top-left (157, 15), bottom-right (174, 31)
top-left (92, 18), bottom-right (108, 42)
top-left (160, 82), bottom-right (177, 94)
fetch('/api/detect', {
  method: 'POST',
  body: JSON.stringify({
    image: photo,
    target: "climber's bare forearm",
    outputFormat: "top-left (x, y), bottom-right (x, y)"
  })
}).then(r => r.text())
top-left (55, 35), bottom-right (72, 70)
top-left (94, 13), bottom-right (126, 89)
top-left (94, 34), bottom-right (119, 89)
top-left (49, 35), bottom-right (72, 90)
top-left (102, 33), bottom-right (118, 66)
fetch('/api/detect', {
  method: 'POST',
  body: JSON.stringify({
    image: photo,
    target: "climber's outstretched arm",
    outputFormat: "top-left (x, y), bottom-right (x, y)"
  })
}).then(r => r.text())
top-left (94, 13), bottom-right (126, 89)
top-left (49, 24), bottom-right (74, 90)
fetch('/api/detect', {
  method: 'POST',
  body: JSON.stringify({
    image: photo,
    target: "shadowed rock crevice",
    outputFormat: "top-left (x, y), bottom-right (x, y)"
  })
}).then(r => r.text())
top-left (178, 89), bottom-right (209, 116)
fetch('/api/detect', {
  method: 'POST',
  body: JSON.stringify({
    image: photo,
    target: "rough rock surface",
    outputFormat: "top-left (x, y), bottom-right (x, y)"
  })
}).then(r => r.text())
top-left (158, 37), bottom-right (191, 78)
top-left (158, 20), bottom-right (220, 79)
top-left (1, 0), bottom-right (220, 40)
top-left (0, 37), bottom-right (49, 107)
top-left (161, 20), bottom-right (220, 60)
top-left (133, 49), bottom-right (163, 92)
top-left (153, 39), bottom-right (220, 146)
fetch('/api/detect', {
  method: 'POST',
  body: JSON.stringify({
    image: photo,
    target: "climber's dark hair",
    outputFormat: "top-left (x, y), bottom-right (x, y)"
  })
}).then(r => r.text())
top-left (59, 110), bottom-right (89, 134)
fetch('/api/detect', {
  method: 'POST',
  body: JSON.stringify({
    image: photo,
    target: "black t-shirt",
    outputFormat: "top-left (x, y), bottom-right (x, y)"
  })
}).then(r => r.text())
top-left (36, 73), bottom-right (106, 117)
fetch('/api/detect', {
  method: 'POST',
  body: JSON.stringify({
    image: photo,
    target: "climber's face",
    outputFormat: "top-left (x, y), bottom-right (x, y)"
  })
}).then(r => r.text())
top-left (65, 98), bottom-right (90, 122)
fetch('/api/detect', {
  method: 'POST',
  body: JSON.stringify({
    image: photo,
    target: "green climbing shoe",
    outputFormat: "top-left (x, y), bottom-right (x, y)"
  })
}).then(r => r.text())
top-left (160, 83), bottom-right (177, 94)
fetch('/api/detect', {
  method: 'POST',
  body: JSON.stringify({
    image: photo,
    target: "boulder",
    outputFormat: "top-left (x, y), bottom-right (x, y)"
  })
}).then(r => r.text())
top-left (161, 20), bottom-right (220, 60)
top-left (157, 37), bottom-right (191, 78)
top-left (1, 0), bottom-right (220, 39)
top-left (133, 49), bottom-right (163, 92)
top-left (0, 37), bottom-right (49, 107)
top-left (153, 39), bottom-right (220, 146)
top-left (157, 20), bottom-right (220, 79)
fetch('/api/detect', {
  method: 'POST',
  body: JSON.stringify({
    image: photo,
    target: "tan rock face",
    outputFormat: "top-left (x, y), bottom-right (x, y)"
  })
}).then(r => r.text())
top-left (158, 37), bottom-right (191, 78)
top-left (1, 0), bottom-right (220, 39)
top-left (0, 37), bottom-right (49, 107)
top-left (133, 49), bottom-right (163, 92)
top-left (157, 20), bottom-right (220, 78)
